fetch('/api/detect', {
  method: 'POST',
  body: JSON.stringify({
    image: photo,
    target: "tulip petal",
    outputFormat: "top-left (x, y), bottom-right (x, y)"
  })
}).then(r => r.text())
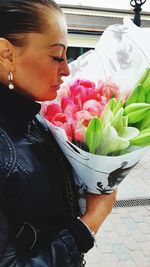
top-left (99, 125), bottom-right (129, 155)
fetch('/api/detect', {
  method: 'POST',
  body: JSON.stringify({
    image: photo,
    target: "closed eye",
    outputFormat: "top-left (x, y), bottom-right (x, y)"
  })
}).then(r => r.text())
top-left (52, 56), bottom-right (64, 62)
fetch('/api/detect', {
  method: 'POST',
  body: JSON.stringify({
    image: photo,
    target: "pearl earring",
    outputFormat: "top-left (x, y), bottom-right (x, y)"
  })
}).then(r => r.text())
top-left (8, 72), bottom-right (14, 90)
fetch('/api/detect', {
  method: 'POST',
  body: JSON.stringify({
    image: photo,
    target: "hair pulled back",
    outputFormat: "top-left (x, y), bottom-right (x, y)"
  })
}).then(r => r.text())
top-left (0, 0), bottom-right (62, 46)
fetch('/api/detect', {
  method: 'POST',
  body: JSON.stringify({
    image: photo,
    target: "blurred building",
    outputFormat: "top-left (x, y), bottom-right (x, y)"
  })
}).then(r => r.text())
top-left (59, 4), bottom-right (150, 62)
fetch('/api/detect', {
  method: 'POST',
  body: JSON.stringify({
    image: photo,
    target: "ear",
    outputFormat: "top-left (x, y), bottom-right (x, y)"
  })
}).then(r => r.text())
top-left (0, 38), bottom-right (15, 71)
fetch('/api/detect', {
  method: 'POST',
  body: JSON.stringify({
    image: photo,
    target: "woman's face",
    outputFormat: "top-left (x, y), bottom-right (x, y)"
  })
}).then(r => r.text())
top-left (13, 11), bottom-right (70, 101)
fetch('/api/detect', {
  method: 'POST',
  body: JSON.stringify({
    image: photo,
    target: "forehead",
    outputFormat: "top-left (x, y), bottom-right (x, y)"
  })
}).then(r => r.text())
top-left (25, 14), bottom-right (68, 51)
top-left (45, 11), bottom-right (68, 47)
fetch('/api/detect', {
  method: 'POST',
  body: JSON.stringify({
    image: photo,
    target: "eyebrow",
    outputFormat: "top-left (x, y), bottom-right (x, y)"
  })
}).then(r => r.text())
top-left (49, 43), bottom-right (66, 49)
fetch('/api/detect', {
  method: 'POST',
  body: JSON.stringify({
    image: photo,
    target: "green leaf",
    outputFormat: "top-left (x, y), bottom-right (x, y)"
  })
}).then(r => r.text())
top-left (124, 103), bottom-right (150, 115)
top-left (138, 68), bottom-right (150, 84)
top-left (113, 99), bottom-right (123, 116)
top-left (130, 129), bottom-right (150, 146)
top-left (123, 116), bottom-right (128, 128)
top-left (142, 68), bottom-right (150, 95)
top-left (125, 85), bottom-right (141, 106)
top-left (127, 108), bottom-right (150, 124)
top-left (135, 109), bottom-right (150, 130)
top-left (108, 98), bottom-right (117, 111)
top-left (101, 104), bottom-right (114, 127)
top-left (125, 68), bottom-right (150, 106)
top-left (145, 90), bottom-right (150, 103)
top-left (137, 85), bottom-right (145, 102)
top-left (86, 117), bottom-right (103, 154)
top-left (111, 107), bottom-right (124, 136)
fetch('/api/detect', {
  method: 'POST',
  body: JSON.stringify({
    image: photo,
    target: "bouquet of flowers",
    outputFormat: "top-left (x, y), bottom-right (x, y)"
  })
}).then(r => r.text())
top-left (41, 18), bottom-right (150, 194)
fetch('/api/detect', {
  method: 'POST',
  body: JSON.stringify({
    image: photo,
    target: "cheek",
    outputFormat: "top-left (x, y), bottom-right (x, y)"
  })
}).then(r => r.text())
top-left (16, 53), bottom-right (57, 84)
top-left (14, 54), bottom-right (59, 100)
top-left (21, 57), bottom-right (50, 78)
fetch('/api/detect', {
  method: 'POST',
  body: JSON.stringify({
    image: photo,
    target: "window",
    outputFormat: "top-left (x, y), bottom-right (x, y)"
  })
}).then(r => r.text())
top-left (67, 46), bottom-right (94, 63)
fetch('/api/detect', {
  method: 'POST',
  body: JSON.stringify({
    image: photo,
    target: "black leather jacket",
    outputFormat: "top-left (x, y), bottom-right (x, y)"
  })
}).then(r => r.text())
top-left (0, 84), bottom-right (94, 267)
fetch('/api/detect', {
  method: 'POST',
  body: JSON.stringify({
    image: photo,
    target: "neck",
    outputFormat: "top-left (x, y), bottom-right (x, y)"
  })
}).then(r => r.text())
top-left (0, 82), bottom-right (41, 130)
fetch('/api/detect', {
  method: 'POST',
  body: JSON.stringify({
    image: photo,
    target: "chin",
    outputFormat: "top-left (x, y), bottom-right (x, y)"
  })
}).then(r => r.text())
top-left (50, 92), bottom-right (57, 100)
top-left (44, 92), bottom-right (57, 102)
top-left (36, 87), bottom-right (58, 102)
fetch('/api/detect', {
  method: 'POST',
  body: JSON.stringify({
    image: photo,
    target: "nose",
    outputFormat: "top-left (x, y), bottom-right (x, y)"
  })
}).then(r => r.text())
top-left (60, 58), bottom-right (70, 77)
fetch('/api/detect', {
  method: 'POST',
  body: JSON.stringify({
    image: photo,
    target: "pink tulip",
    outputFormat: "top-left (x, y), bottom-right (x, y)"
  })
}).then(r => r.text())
top-left (40, 78), bottom-right (121, 145)
top-left (96, 80), bottom-right (105, 101)
top-left (61, 96), bottom-right (78, 114)
top-left (63, 123), bottom-right (74, 142)
top-left (70, 79), bottom-right (97, 106)
top-left (41, 102), bottom-right (62, 121)
top-left (83, 99), bottom-right (102, 116)
top-left (101, 82), bottom-right (120, 99)
top-left (75, 110), bottom-right (93, 127)
top-left (100, 95), bottom-right (109, 106)
top-left (51, 113), bottom-right (66, 124)
top-left (70, 84), bottom-right (87, 105)
top-left (74, 125), bottom-right (87, 142)
top-left (86, 87), bottom-right (97, 101)
top-left (79, 79), bottom-right (96, 89)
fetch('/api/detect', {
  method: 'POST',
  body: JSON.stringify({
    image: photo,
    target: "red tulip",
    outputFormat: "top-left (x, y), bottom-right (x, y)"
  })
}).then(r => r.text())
top-left (42, 102), bottom-right (62, 121)
top-left (51, 113), bottom-right (66, 124)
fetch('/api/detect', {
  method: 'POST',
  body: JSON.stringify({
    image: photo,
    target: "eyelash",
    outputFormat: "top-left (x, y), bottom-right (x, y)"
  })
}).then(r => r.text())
top-left (52, 56), bottom-right (64, 62)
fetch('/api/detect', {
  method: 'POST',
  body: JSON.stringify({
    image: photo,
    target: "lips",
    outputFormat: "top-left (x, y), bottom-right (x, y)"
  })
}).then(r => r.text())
top-left (52, 82), bottom-right (63, 90)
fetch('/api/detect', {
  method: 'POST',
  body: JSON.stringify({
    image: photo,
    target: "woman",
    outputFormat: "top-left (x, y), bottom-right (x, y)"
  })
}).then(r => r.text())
top-left (0, 0), bottom-right (116, 266)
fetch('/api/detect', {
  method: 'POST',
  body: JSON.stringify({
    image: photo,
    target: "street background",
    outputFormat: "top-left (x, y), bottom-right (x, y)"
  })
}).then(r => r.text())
top-left (85, 151), bottom-right (150, 267)
top-left (57, 0), bottom-right (150, 12)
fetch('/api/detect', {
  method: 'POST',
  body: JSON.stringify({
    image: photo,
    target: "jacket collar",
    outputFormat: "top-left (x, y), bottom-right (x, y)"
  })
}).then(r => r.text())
top-left (0, 82), bottom-right (41, 126)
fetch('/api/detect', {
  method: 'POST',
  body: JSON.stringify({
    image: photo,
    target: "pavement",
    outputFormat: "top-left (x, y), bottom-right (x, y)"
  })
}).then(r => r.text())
top-left (85, 151), bottom-right (150, 267)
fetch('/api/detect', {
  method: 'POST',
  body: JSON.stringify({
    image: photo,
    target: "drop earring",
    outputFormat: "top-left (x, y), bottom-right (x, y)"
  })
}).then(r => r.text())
top-left (8, 72), bottom-right (14, 90)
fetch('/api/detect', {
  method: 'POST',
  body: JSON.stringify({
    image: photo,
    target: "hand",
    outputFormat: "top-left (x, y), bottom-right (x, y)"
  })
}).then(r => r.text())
top-left (80, 191), bottom-right (117, 234)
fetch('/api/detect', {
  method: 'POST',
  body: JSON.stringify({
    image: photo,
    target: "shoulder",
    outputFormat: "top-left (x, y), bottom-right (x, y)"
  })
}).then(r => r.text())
top-left (0, 127), bottom-right (16, 178)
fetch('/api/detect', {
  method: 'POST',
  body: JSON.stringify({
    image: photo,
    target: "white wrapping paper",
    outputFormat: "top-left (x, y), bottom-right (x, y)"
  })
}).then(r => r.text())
top-left (47, 120), bottom-right (149, 194)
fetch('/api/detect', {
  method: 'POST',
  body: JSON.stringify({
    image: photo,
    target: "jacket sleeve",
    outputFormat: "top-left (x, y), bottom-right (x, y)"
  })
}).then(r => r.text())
top-left (0, 181), bottom-right (84, 267)
top-left (0, 209), bottom-right (84, 267)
